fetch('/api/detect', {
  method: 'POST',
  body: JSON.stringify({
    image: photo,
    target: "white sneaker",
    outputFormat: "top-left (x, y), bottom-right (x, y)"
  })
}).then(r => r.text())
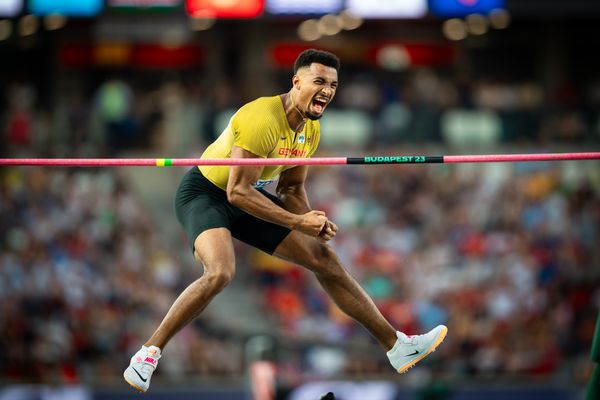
top-left (123, 345), bottom-right (161, 392)
top-left (387, 325), bottom-right (448, 373)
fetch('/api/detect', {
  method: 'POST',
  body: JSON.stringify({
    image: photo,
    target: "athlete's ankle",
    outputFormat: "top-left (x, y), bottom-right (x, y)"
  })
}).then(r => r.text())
top-left (143, 343), bottom-right (163, 352)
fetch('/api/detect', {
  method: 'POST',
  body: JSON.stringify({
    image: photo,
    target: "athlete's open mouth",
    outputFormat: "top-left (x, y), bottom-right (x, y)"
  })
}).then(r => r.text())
top-left (311, 97), bottom-right (328, 113)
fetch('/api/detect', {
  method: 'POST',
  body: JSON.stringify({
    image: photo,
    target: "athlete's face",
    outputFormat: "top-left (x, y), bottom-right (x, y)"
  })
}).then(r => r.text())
top-left (292, 63), bottom-right (338, 120)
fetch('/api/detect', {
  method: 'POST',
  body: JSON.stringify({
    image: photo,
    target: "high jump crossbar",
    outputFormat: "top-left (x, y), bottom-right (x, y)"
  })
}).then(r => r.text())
top-left (0, 152), bottom-right (599, 167)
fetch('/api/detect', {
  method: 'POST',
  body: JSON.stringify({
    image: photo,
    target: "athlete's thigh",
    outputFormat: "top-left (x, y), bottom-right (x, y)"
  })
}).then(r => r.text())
top-left (272, 230), bottom-right (338, 273)
top-left (193, 228), bottom-right (236, 273)
top-left (231, 212), bottom-right (291, 255)
top-left (230, 189), bottom-right (291, 255)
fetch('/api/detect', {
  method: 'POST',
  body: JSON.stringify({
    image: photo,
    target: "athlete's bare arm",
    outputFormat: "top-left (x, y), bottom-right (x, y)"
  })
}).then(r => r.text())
top-left (277, 166), bottom-right (337, 242)
top-left (227, 145), bottom-right (327, 237)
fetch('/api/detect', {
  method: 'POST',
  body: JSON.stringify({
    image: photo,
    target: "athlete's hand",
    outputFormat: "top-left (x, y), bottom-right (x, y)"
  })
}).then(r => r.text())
top-left (294, 210), bottom-right (328, 237)
top-left (317, 220), bottom-right (338, 243)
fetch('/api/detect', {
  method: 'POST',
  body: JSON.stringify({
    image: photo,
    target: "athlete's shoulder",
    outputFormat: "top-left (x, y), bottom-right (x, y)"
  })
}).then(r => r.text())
top-left (233, 96), bottom-right (284, 128)
top-left (238, 96), bottom-right (281, 116)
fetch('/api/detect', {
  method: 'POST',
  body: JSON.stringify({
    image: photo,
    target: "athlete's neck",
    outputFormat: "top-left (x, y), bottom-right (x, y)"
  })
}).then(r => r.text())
top-left (282, 91), bottom-right (306, 133)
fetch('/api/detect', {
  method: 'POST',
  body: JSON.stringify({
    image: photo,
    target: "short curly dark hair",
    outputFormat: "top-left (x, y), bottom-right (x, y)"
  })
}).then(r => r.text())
top-left (293, 49), bottom-right (340, 74)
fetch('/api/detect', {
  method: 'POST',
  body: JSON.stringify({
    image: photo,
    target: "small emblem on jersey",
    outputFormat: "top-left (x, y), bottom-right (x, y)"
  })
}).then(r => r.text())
top-left (298, 134), bottom-right (305, 144)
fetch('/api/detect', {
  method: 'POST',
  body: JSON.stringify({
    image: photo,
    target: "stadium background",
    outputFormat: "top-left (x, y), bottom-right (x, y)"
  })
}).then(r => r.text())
top-left (1, 0), bottom-right (599, 399)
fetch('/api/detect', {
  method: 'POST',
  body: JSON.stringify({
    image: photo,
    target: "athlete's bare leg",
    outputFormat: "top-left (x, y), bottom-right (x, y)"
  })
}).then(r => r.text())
top-left (144, 228), bottom-right (235, 349)
top-left (273, 231), bottom-right (397, 351)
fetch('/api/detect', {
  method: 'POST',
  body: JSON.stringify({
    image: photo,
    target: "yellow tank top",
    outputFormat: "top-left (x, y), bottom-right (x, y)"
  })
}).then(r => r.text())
top-left (199, 95), bottom-right (320, 190)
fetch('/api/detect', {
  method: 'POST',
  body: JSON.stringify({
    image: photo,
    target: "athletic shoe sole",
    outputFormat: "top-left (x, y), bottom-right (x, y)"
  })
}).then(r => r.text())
top-left (123, 370), bottom-right (147, 393)
top-left (397, 325), bottom-right (448, 373)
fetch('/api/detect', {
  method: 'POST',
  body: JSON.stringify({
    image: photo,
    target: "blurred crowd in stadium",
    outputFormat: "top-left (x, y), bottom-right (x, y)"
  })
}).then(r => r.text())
top-left (0, 167), bottom-right (243, 383)
top-left (3, 63), bottom-right (600, 158)
top-left (1, 146), bottom-right (598, 387)
top-left (262, 160), bottom-right (599, 384)
top-left (1, 13), bottom-right (600, 392)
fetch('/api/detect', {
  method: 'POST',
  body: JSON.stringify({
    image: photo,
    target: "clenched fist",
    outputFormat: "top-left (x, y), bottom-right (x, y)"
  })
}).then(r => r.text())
top-left (317, 220), bottom-right (338, 243)
top-left (293, 210), bottom-right (328, 237)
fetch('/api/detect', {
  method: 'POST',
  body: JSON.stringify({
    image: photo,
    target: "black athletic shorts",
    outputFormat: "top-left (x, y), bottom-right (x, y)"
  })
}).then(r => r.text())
top-left (174, 167), bottom-right (292, 254)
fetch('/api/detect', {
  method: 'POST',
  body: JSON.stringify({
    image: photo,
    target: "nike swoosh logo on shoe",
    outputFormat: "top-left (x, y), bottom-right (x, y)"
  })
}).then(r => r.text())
top-left (132, 367), bottom-right (148, 382)
top-left (404, 350), bottom-right (420, 357)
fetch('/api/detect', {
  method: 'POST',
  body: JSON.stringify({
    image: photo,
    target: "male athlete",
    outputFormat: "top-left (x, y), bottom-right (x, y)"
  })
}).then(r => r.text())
top-left (124, 49), bottom-right (447, 392)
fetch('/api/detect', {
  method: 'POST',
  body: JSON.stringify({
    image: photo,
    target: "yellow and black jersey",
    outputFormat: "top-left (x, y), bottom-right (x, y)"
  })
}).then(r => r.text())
top-left (199, 95), bottom-right (320, 190)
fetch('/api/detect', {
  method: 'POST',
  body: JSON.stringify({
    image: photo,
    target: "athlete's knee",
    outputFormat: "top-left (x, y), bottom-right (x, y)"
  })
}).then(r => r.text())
top-left (203, 262), bottom-right (236, 290)
top-left (305, 244), bottom-right (343, 278)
